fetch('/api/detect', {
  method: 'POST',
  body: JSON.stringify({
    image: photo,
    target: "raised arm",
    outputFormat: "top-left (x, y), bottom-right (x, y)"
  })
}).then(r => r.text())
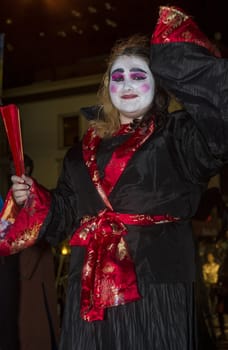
top-left (150, 6), bottom-right (228, 162)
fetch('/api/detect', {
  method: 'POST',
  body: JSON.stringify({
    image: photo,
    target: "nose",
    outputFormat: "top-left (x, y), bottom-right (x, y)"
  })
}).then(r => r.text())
top-left (123, 79), bottom-right (134, 91)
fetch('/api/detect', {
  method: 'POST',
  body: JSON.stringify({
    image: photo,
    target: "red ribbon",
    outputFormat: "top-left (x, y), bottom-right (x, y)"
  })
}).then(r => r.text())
top-left (70, 209), bottom-right (140, 321)
top-left (70, 209), bottom-right (179, 321)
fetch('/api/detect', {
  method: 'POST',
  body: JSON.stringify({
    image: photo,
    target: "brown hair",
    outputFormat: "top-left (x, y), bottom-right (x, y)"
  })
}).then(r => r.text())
top-left (91, 34), bottom-right (169, 138)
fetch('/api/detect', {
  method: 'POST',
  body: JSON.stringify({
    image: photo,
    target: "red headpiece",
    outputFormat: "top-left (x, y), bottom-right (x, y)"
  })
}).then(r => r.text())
top-left (151, 6), bottom-right (221, 58)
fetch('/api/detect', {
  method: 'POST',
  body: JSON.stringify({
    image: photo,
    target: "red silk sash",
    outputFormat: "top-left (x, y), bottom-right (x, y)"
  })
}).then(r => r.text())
top-left (70, 120), bottom-right (179, 321)
top-left (70, 210), bottom-right (179, 321)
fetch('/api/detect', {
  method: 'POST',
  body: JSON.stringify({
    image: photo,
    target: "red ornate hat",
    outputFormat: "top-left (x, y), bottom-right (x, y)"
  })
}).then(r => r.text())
top-left (151, 6), bottom-right (221, 57)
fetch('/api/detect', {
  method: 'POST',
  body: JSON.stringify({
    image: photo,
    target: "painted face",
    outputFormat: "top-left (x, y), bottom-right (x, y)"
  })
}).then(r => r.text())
top-left (109, 55), bottom-right (155, 124)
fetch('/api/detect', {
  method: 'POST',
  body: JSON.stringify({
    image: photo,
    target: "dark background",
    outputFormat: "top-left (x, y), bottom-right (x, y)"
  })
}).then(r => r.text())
top-left (0, 0), bottom-right (227, 90)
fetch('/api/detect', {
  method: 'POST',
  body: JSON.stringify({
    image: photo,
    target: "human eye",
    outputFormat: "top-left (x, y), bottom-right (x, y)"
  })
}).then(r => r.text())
top-left (131, 73), bottom-right (147, 80)
top-left (111, 73), bottom-right (124, 82)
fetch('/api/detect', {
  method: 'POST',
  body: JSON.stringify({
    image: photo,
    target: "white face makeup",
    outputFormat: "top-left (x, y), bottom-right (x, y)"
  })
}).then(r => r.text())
top-left (109, 55), bottom-right (155, 124)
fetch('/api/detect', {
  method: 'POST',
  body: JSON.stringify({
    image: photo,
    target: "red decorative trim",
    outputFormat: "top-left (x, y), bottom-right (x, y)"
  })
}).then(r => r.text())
top-left (0, 182), bottom-right (51, 255)
top-left (83, 120), bottom-right (155, 205)
top-left (151, 6), bottom-right (221, 58)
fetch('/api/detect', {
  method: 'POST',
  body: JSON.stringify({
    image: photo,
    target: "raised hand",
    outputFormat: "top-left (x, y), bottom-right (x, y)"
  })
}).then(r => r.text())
top-left (11, 175), bottom-right (33, 205)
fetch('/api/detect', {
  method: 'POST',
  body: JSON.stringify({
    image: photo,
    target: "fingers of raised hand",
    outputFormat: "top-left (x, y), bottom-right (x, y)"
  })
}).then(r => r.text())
top-left (12, 179), bottom-right (32, 205)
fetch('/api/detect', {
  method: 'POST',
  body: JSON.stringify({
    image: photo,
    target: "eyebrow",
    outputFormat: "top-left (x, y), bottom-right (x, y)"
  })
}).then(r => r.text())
top-left (111, 67), bottom-right (147, 74)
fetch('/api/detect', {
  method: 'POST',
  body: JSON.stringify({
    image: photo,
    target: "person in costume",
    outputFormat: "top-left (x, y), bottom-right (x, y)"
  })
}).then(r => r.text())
top-left (0, 6), bottom-right (228, 349)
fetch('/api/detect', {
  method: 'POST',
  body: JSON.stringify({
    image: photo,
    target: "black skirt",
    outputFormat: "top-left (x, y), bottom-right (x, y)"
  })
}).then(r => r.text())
top-left (59, 280), bottom-right (197, 350)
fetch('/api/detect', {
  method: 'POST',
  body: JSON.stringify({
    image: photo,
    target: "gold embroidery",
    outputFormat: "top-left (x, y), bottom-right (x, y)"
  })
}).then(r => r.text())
top-left (160, 6), bottom-right (188, 24)
top-left (83, 259), bottom-right (93, 278)
top-left (116, 237), bottom-right (128, 261)
top-left (11, 222), bottom-right (41, 254)
top-left (79, 228), bottom-right (90, 240)
top-left (92, 170), bottom-right (99, 182)
top-left (1, 196), bottom-right (19, 224)
top-left (102, 263), bottom-right (114, 273)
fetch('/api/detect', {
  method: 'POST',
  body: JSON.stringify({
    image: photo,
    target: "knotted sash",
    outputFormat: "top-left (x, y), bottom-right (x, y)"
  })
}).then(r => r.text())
top-left (70, 120), bottom-right (179, 321)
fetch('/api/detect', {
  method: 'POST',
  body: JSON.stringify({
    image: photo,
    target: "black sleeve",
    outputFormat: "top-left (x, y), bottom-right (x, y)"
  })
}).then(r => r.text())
top-left (40, 149), bottom-right (80, 246)
top-left (166, 110), bottom-right (223, 184)
top-left (151, 43), bottom-right (228, 162)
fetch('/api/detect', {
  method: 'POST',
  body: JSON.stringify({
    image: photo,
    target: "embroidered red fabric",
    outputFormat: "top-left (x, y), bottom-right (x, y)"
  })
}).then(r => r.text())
top-left (0, 182), bottom-right (51, 255)
top-left (151, 6), bottom-right (221, 58)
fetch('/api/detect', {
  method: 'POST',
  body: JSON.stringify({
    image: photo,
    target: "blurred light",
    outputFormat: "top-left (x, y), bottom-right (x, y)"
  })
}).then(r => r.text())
top-left (105, 2), bottom-right (114, 11)
top-left (88, 6), bottom-right (97, 14)
top-left (71, 10), bottom-right (81, 18)
top-left (92, 24), bottom-right (100, 31)
top-left (57, 31), bottom-right (67, 37)
top-left (6, 18), bottom-right (13, 25)
top-left (214, 32), bottom-right (222, 41)
top-left (105, 18), bottom-right (117, 28)
top-left (72, 25), bottom-right (78, 32)
top-left (6, 43), bottom-right (14, 52)
top-left (61, 244), bottom-right (70, 255)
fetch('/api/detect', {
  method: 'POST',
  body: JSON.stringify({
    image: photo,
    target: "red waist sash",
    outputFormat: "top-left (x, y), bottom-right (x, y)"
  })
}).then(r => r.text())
top-left (70, 209), bottom-right (179, 322)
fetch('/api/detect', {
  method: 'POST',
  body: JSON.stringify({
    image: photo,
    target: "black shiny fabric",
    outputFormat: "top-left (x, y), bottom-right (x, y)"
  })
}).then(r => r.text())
top-left (39, 42), bottom-right (228, 349)
top-left (150, 43), bottom-right (228, 160)
top-left (60, 274), bottom-right (196, 350)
